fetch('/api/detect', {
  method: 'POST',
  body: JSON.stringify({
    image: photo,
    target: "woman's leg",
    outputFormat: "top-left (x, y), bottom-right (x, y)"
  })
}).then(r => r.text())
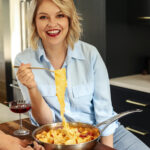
top-left (113, 125), bottom-right (150, 150)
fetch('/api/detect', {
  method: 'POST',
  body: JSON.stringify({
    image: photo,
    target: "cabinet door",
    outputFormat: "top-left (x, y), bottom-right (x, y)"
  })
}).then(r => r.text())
top-left (111, 85), bottom-right (150, 147)
top-left (74, 0), bottom-right (106, 60)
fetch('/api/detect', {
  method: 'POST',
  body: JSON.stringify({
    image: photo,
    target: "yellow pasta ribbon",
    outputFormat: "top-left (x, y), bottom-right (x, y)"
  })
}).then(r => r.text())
top-left (54, 68), bottom-right (67, 127)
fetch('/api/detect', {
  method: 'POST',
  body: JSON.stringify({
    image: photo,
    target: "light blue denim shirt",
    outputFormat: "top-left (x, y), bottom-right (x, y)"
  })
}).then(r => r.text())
top-left (15, 40), bottom-right (119, 136)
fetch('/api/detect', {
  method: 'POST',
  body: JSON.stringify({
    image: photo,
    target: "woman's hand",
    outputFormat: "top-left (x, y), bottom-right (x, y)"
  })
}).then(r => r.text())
top-left (0, 130), bottom-right (32, 150)
top-left (33, 141), bottom-right (45, 150)
top-left (0, 130), bottom-right (45, 150)
top-left (17, 63), bottom-right (37, 90)
top-left (100, 134), bottom-right (113, 148)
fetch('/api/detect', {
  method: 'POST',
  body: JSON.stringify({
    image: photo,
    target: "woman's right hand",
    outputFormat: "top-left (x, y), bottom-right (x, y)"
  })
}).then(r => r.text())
top-left (17, 63), bottom-right (37, 90)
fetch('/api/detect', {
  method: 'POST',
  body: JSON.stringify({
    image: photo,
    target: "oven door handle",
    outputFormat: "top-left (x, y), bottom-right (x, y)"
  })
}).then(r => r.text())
top-left (10, 84), bottom-right (20, 89)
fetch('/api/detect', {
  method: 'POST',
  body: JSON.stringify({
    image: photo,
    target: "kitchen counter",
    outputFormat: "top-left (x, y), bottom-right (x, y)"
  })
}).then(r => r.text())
top-left (0, 103), bottom-right (29, 124)
top-left (110, 74), bottom-right (150, 93)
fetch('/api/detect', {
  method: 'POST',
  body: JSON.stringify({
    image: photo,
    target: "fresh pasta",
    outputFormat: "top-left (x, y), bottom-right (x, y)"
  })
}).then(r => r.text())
top-left (36, 125), bottom-right (100, 145)
top-left (36, 68), bottom-right (100, 145)
top-left (54, 68), bottom-right (67, 127)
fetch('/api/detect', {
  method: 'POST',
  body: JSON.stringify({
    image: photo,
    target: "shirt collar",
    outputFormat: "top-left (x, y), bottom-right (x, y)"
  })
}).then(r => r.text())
top-left (36, 39), bottom-right (49, 62)
top-left (69, 41), bottom-right (85, 60)
top-left (36, 40), bottom-right (85, 63)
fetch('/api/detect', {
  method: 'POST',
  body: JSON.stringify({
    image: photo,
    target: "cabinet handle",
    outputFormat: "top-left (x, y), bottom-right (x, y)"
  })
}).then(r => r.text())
top-left (126, 100), bottom-right (148, 107)
top-left (126, 127), bottom-right (148, 136)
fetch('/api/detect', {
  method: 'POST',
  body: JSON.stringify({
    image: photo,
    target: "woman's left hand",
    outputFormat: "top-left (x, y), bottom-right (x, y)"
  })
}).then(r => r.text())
top-left (33, 141), bottom-right (45, 150)
top-left (0, 131), bottom-right (32, 150)
top-left (0, 130), bottom-right (45, 150)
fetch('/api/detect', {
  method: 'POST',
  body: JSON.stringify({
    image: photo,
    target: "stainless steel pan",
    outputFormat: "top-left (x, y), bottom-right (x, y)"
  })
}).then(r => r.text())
top-left (32, 109), bottom-right (142, 150)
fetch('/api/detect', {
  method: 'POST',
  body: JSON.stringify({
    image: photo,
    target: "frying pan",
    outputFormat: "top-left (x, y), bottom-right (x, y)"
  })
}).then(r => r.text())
top-left (32, 109), bottom-right (142, 150)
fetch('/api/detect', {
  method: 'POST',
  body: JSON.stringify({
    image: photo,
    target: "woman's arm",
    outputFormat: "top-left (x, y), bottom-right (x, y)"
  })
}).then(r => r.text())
top-left (101, 134), bottom-right (113, 148)
top-left (17, 63), bottom-right (53, 125)
top-left (28, 86), bottom-right (53, 125)
top-left (92, 48), bottom-right (118, 147)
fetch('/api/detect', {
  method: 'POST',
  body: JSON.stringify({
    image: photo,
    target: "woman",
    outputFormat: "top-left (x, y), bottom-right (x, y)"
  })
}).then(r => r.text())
top-left (15, 0), bottom-right (149, 149)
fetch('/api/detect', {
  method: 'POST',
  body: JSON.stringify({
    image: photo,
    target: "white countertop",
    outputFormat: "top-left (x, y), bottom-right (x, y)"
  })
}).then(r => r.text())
top-left (110, 74), bottom-right (150, 93)
top-left (0, 103), bottom-right (29, 124)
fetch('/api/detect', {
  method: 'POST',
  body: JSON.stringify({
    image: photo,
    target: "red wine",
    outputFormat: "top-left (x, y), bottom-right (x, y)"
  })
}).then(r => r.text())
top-left (10, 104), bottom-right (31, 113)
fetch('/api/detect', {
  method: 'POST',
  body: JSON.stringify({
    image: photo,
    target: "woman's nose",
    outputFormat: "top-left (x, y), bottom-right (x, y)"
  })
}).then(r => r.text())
top-left (47, 18), bottom-right (57, 27)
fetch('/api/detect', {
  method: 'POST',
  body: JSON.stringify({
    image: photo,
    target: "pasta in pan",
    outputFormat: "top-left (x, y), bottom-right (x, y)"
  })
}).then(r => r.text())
top-left (36, 125), bottom-right (100, 145)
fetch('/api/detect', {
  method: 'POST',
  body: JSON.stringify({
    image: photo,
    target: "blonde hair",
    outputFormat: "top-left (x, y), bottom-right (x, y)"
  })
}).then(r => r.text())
top-left (28, 0), bottom-right (82, 50)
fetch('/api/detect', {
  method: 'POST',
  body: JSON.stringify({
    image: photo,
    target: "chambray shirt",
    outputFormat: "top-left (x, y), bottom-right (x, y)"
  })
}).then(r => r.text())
top-left (15, 40), bottom-right (119, 136)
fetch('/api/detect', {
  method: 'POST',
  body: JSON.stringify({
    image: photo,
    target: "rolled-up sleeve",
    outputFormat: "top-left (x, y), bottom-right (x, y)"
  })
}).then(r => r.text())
top-left (29, 107), bottom-right (56, 126)
top-left (92, 49), bottom-right (119, 136)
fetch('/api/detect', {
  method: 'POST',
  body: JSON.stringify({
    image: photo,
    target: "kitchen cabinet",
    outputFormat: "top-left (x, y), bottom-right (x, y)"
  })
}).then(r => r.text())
top-left (74, 0), bottom-right (150, 78)
top-left (110, 74), bottom-right (150, 147)
top-left (127, 0), bottom-right (150, 24)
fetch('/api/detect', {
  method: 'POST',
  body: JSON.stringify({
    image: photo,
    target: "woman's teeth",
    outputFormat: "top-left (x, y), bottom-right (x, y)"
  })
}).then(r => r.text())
top-left (47, 30), bottom-right (60, 34)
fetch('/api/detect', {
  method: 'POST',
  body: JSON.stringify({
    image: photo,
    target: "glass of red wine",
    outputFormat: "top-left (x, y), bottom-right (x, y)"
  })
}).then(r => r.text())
top-left (9, 100), bottom-right (31, 136)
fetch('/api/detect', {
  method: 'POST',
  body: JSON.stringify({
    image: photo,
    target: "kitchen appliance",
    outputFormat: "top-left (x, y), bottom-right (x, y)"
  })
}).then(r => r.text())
top-left (9, 0), bottom-right (31, 101)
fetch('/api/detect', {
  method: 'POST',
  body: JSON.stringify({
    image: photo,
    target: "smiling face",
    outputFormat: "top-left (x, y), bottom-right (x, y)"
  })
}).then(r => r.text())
top-left (35, 0), bottom-right (69, 48)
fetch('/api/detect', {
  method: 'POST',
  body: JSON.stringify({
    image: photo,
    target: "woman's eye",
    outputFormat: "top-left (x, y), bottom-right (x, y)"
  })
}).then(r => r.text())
top-left (39, 16), bottom-right (47, 19)
top-left (57, 14), bottom-right (65, 18)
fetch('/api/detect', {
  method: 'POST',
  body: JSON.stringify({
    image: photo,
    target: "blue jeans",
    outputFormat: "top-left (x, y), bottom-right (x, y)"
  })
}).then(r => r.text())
top-left (113, 125), bottom-right (150, 150)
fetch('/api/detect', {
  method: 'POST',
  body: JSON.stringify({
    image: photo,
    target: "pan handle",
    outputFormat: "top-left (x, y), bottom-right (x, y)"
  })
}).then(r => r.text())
top-left (95, 109), bottom-right (142, 133)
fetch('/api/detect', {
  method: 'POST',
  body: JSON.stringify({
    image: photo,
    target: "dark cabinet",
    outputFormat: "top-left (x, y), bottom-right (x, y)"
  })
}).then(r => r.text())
top-left (127, 0), bottom-right (150, 24)
top-left (74, 0), bottom-right (150, 78)
top-left (74, 0), bottom-right (106, 60)
top-left (111, 85), bottom-right (150, 147)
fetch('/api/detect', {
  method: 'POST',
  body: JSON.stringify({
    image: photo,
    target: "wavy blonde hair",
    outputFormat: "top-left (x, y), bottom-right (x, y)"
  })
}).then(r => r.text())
top-left (28, 0), bottom-right (82, 50)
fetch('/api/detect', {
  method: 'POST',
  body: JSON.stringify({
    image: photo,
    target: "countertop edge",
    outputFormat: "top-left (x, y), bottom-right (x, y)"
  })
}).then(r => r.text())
top-left (110, 74), bottom-right (150, 94)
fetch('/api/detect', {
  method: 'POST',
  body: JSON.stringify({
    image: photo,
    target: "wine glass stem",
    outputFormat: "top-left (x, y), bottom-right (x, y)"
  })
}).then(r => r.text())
top-left (19, 113), bottom-right (23, 130)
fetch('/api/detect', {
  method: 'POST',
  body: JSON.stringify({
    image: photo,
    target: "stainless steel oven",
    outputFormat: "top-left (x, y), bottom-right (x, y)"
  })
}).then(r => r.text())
top-left (10, 0), bottom-right (32, 101)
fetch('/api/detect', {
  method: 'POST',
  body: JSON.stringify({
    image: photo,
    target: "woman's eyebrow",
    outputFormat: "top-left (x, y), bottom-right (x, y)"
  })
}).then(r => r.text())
top-left (37, 12), bottom-right (48, 15)
top-left (37, 11), bottom-right (63, 15)
top-left (56, 10), bottom-right (63, 14)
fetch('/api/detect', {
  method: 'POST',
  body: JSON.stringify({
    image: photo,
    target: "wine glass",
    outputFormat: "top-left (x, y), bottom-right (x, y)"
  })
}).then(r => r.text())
top-left (9, 100), bottom-right (31, 136)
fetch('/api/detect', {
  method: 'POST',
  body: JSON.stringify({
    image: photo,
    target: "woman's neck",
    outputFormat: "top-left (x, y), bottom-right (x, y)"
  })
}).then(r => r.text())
top-left (43, 42), bottom-right (67, 70)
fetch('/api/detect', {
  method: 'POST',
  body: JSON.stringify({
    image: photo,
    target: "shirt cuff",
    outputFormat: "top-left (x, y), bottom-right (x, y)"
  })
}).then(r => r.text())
top-left (51, 108), bottom-right (55, 122)
top-left (29, 111), bottom-right (39, 126)
top-left (98, 120), bottom-right (120, 136)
